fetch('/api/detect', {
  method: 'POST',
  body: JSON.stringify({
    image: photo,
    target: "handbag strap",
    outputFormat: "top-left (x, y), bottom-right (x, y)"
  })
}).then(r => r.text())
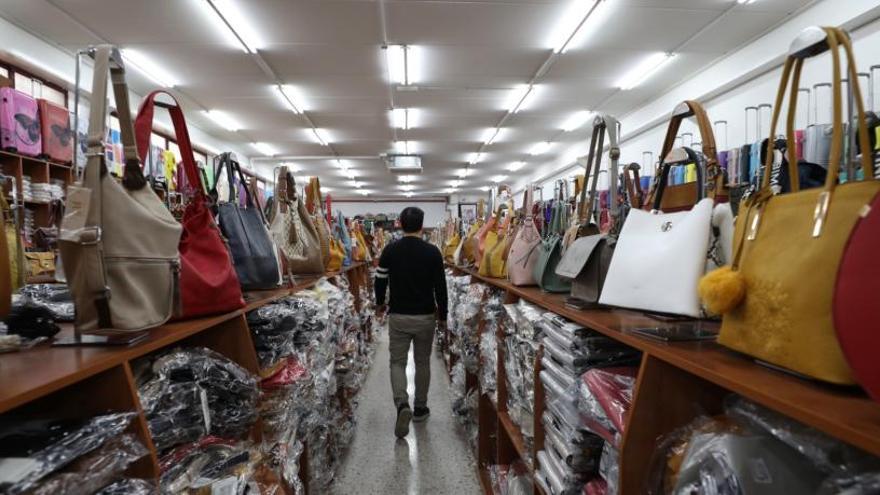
top-left (578, 114), bottom-right (621, 229)
top-left (649, 100), bottom-right (718, 209)
top-left (624, 163), bottom-right (643, 209)
top-left (79, 46), bottom-right (142, 327)
top-left (134, 90), bottom-right (206, 202)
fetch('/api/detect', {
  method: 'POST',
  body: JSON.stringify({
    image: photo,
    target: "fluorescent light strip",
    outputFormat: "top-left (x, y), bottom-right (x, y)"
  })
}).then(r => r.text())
top-left (550, 0), bottom-right (610, 54)
top-left (391, 108), bottom-right (409, 129)
top-left (492, 175), bottom-right (508, 183)
top-left (617, 52), bottom-right (677, 91)
top-left (394, 140), bottom-right (412, 154)
top-left (121, 49), bottom-right (177, 88)
top-left (404, 192), bottom-right (414, 197)
top-left (480, 186), bottom-right (491, 192)
top-left (529, 141), bottom-right (551, 156)
top-left (202, 0), bottom-right (262, 53)
top-left (274, 85), bottom-right (302, 114)
top-left (468, 152), bottom-right (483, 165)
top-left (335, 159), bottom-right (350, 170)
top-left (505, 85), bottom-right (534, 113)
top-left (481, 128), bottom-right (500, 146)
top-left (456, 169), bottom-right (471, 178)
top-left (737, 0), bottom-right (756, 4)
top-left (250, 142), bottom-right (276, 156)
top-left (399, 184), bottom-right (414, 191)
top-left (203, 110), bottom-right (241, 132)
top-left (398, 175), bottom-right (414, 183)
top-left (507, 161), bottom-right (525, 172)
top-left (358, 190), bottom-right (370, 196)
top-left (451, 180), bottom-right (462, 188)
top-left (561, 110), bottom-right (592, 132)
top-left (312, 128), bottom-right (330, 146)
top-left (386, 45), bottom-right (415, 85)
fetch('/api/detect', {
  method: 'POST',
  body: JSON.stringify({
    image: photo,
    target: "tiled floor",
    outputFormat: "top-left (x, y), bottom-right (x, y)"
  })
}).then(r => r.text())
top-left (332, 328), bottom-right (482, 494)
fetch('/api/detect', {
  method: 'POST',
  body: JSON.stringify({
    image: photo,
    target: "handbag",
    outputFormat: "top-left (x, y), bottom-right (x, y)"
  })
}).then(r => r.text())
top-left (59, 46), bottom-right (182, 334)
top-left (507, 186), bottom-right (541, 286)
top-left (532, 182), bottom-right (571, 293)
top-left (134, 90), bottom-right (244, 318)
top-left (479, 200), bottom-right (513, 277)
top-left (600, 100), bottom-right (725, 317)
top-left (443, 219), bottom-right (461, 262)
top-left (460, 200), bottom-right (485, 266)
top-left (0, 188), bottom-right (24, 297)
top-left (713, 26), bottom-right (880, 385)
top-left (485, 219), bottom-right (517, 278)
top-left (210, 152), bottom-right (281, 289)
top-left (269, 167), bottom-right (324, 275)
top-left (24, 252), bottom-right (54, 278)
top-left (556, 114), bottom-right (622, 305)
top-left (474, 201), bottom-right (498, 269)
top-left (306, 177), bottom-right (332, 266)
top-left (334, 211), bottom-right (353, 266)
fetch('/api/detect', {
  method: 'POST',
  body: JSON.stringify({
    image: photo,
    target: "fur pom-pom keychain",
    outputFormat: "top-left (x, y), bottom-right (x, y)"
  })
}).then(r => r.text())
top-left (699, 265), bottom-right (746, 315)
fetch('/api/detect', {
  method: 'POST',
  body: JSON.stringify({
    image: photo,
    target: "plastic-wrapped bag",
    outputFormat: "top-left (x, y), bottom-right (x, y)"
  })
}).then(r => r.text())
top-left (582, 367), bottom-right (638, 438)
top-left (0, 413), bottom-right (137, 495)
top-left (159, 437), bottom-right (258, 493)
top-left (600, 442), bottom-right (620, 495)
top-left (95, 479), bottom-right (157, 495)
top-left (15, 284), bottom-right (75, 321)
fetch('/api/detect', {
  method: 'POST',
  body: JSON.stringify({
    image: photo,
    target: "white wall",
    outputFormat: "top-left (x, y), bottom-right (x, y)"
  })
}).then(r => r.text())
top-left (519, 0), bottom-right (880, 195)
top-left (332, 201), bottom-right (449, 227)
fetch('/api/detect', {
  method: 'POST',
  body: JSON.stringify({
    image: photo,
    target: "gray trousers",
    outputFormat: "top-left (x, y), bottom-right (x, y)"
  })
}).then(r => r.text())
top-left (388, 313), bottom-right (435, 409)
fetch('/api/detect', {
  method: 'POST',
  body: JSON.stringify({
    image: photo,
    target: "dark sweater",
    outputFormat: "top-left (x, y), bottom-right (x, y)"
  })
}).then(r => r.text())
top-left (375, 236), bottom-right (448, 320)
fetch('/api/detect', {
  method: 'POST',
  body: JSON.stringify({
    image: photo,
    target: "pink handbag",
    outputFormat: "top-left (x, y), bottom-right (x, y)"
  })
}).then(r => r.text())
top-left (507, 186), bottom-right (541, 286)
top-left (0, 88), bottom-right (42, 157)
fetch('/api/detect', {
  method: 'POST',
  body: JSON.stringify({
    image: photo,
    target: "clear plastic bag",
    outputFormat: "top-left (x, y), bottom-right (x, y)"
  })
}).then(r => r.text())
top-left (16, 283), bottom-right (75, 322)
top-left (0, 412), bottom-right (137, 495)
top-left (600, 442), bottom-right (619, 495)
top-left (95, 479), bottom-right (157, 495)
top-left (582, 367), bottom-right (638, 437)
top-left (159, 437), bottom-right (258, 493)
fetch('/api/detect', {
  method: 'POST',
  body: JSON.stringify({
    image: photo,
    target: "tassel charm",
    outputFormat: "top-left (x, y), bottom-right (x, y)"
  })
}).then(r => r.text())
top-left (699, 265), bottom-right (746, 316)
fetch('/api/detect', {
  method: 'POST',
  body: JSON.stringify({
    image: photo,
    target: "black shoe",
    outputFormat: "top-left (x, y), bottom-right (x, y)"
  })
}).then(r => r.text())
top-left (413, 406), bottom-right (430, 423)
top-left (395, 403), bottom-right (412, 438)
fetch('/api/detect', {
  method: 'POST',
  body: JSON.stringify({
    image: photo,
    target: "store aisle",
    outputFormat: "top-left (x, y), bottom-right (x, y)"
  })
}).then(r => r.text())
top-left (333, 328), bottom-right (481, 495)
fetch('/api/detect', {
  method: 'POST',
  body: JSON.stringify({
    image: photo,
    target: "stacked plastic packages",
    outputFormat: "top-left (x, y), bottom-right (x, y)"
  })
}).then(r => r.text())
top-left (245, 277), bottom-right (372, 494)
top-left (0, 413), bottom-right (152, 495)
top-left (134, 347), bottom-right (266, 493)
top-left (648, 396), bottom-right (880, 494)
top-left (534, 312), bottom-right (640, 495)
top-left (488, 461), bottom-right (534, 495)
top-left (502, 299), bottom-right (544, 465)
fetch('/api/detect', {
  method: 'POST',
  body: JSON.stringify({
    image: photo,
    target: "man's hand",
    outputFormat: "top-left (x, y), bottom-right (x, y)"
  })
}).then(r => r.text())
top-left (376, 304), bottom-right (388, 319)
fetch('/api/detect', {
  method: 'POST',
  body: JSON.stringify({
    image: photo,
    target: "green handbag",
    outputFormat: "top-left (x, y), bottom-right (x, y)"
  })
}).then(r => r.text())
top-left (532, 184), bottom-right (572, 293)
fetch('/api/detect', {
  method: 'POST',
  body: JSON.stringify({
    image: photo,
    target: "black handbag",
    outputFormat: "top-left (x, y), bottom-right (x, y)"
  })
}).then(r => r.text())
top-left (210, 153), bottom-right (281, 290)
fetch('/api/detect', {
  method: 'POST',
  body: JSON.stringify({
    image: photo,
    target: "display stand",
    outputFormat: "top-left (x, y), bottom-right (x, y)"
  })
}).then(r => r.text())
top-left (0, 262), bottom-right (371, 494)
top-left (447, 264), bottom-right (880, 495)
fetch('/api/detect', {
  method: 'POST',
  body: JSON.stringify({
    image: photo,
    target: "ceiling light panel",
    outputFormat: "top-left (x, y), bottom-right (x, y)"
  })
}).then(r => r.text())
top-left (398, 175), bottom-right (414, 183)
top-left (250, 142), bottom-right (276, 156)
top-left (548, 0), bottom-right (613, 54)
top-left (481, 128), bottom-right (500, 146)
top-left (201, 0), bottom-right (263, 53)
top-left (121, 49), bottom-right (177, 88)
top-left (394, 141), bottom-right (416, 154)
top-left (404, 192), bottom-right (414, 197)
top-left (508, 161), bottom-right (525, 172)
top-left (617, 52), bottom-right (677, 91)
top-left (468, 152), bottom-right (484, 165)
top-left (311, 128), bottom-right (331, 146)
top-left (399, 184), bottom-right (414, 191)
top-left (561, 110), bottom-right (592, 132)
top-left (492, 175), bottom-right (508, 183)
top-left (504, 85), bottom-right (535, 113)
top-left (203, 110), bottom-right (241, 132)
top-left (390, 108), bottom-right (420, 129)
top-left (274, 85), bottom-right (303, 114)
top-left (456, 169), bottom-right (471, 178)
top-left (386, 45), bottom-right (419, 86)
top-left (529, 141), bottom-right (552, 156)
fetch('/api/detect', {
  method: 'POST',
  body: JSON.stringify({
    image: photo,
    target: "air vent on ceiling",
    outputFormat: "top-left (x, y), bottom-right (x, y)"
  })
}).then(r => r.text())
top-left (384, 154), bottom-right (422, 174)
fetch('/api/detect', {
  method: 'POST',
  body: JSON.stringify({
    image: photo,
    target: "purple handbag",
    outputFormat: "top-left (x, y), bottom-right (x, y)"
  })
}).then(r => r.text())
top-left (0, 88), bottom-right (42, 156)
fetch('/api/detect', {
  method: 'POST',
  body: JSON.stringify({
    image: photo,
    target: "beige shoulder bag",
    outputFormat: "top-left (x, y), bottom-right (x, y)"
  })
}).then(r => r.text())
top-left (59, 46), bottom-right (182, 335)
top-left (270, 167), bottom-right (324, 274)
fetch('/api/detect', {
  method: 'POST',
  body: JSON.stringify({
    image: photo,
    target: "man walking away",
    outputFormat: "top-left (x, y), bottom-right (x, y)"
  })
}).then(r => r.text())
top-left (375, 207), bottom-right (448, 439)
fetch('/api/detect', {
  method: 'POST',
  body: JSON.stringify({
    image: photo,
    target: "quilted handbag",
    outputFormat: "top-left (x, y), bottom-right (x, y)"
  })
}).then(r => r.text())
top-left (0, 87), bottom-right (41, 157)
top-left (532, 184), bottom-right (571, 293)
top-left (556, 114), bottom-right (622, 305)
top-left (59, 46), bottom-right (182, 334)
top-left (135, 90), bottom-right (244, 318)
top-left (306, 177), bottom-right (332, 266)
top-left (37, 98), bottom-right (73, 163)
top-left (269, 167), bottom-right (324, 275)
top-left (600, 100), bottom-right (724, 317)
top-left (716, 26), bottom-right (880, 385)
top-left (507, 186), bottom-right (541, 286)
top-left (211, 152), bottom-right (281, 289)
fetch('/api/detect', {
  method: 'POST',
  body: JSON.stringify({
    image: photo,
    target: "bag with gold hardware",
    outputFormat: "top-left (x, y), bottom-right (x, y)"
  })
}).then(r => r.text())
top-left (711, 27), bottom-right (880, 384)
top-left (25, 252), bottom-right (55, 278)
top-left (306, 177), bottom-right (332, 267)
top-left (601, 101), bottom-right (728, 317)
top-left (269, 167), bottom-right (324, 275)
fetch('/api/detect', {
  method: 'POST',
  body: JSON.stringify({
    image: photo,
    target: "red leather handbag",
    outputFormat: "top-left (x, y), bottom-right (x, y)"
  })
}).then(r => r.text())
top-left (834, 190), bottom-right (880, 402)
top-left (135, 91), bottom-right (244, 318)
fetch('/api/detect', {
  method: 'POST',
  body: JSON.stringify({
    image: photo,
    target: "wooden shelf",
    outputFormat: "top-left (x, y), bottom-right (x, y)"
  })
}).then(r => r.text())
top-left (448, 263), bottom-right (880, 495)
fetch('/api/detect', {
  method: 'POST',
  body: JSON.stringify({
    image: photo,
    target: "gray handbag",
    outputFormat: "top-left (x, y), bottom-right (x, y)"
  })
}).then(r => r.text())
top-left (555, 114), bottom-right (622, 306)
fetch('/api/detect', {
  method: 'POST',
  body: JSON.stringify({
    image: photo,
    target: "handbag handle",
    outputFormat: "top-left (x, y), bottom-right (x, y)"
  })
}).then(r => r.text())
top-left (624, 163), bottom-right (643, 209)
top-left (762, 27), bottom-right (873, 199)
top-left (134, 91), bottom-right (206, 202)
top-left (577, 114), bottom-right (622, 228)
top-left (649, 100), bottom-right (719, 208)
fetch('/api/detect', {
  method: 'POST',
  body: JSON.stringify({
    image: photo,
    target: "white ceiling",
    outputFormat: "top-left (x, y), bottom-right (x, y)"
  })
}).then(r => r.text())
top-left (0, 0), bottom-right (814, 198)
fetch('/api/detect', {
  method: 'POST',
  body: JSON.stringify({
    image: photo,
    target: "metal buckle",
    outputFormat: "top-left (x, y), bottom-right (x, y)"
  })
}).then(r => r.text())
top-left (79, 226), bottom-right (103, 245)
top-left (812, 191), bottom-right (830, 238)
top-left (747, 208), bottom-right (762, 241)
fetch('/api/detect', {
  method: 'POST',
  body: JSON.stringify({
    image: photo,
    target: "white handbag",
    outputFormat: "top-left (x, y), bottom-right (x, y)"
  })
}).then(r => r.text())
top-left (599, 100), bottom-right (732, 317)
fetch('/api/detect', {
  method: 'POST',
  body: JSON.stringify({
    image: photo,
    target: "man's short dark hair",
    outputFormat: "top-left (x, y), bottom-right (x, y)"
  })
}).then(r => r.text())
top-left (400, 207), bottom-right (424, 233)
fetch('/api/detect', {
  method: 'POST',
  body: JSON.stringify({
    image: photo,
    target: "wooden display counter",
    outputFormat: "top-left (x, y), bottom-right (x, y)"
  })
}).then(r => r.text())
top-left (447, 264), bottom-right (880, 495)
top-left (0, 261), bottom-right (372, 493)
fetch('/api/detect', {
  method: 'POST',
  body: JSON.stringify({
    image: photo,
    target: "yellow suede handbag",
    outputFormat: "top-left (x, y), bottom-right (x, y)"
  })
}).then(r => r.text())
top-left (460, 200), bottom-right (485, 265)
top-left (480, 200), bottom-right (514, 277)
top-left (0, 189), bottom-right (23, 293)
top-left (713, 27), bottom-right (879, 385)
top-left (327, 236), bottom-right (345, 272)
top-left (443, 220), bottom-right (461, 262)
